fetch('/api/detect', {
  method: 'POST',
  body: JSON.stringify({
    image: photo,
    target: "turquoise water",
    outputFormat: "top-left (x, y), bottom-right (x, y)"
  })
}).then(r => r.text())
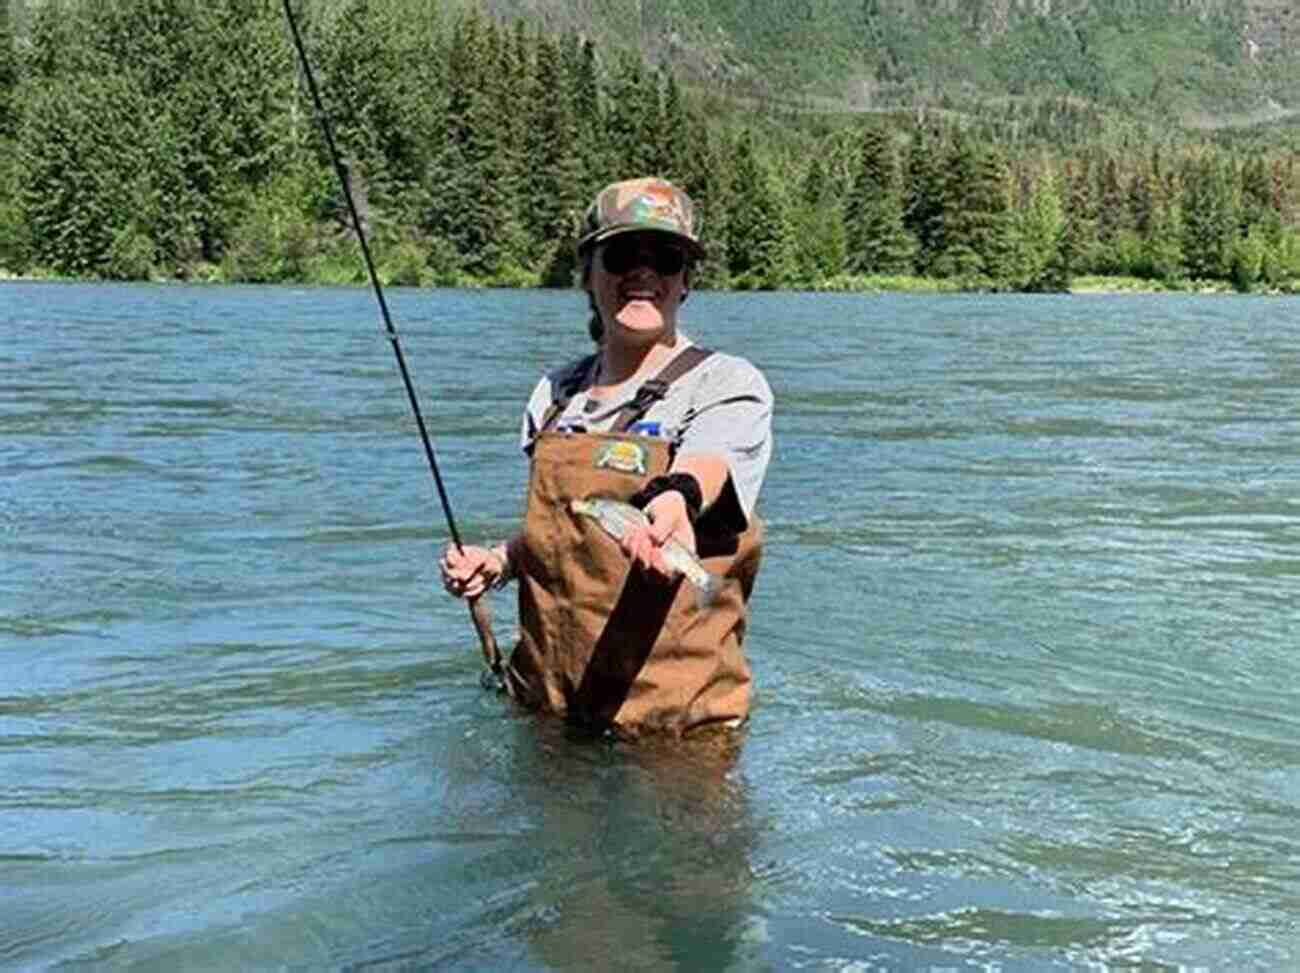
top-left (3, 282), bottom-right (1298, 970)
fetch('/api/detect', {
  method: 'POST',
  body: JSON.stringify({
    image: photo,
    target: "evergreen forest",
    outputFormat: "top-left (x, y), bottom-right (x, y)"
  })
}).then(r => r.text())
top-left (2, 0), bottom-right (1299, 292)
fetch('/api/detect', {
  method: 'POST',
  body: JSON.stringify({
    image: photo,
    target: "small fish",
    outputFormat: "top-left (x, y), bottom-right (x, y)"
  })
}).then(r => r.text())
top-left (569, 497), bottom-right (725, 608)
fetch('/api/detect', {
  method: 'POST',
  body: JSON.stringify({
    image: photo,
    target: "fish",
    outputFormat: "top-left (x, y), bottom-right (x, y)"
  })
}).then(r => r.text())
top-left (569, 496), bottom-right (725, 608)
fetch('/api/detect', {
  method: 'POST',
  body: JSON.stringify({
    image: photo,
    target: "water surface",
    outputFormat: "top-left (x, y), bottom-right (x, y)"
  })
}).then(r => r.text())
top-left (3, 282), bottom-right (1298, 970)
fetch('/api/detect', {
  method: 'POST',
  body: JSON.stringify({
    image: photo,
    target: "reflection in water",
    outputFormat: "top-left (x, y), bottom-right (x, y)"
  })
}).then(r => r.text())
top-left (457, 716), bottom-right (762, 971)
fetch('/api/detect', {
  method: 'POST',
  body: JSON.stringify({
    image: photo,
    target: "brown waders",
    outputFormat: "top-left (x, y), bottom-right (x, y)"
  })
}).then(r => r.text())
top-left (504, 349), bottom-right (763, 739)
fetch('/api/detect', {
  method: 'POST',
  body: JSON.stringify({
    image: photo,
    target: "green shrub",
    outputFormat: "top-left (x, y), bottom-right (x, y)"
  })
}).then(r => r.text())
top-left (1230, 230), bottom-right (1266, 292)
top-left (377, 233), bottom-right (432, 287)
top-left (104, 223), bottom-right (158, 281)
top-left (221, 170), bottom-right (324, 284)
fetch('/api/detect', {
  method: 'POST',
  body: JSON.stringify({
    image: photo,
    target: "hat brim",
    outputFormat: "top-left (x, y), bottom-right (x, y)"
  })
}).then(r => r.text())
top-left (577, 225), bottom-right (706, 262)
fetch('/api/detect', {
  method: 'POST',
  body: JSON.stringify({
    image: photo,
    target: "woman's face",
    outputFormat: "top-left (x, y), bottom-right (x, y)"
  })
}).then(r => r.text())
top-left (588, 232), bottom-right (689, 343)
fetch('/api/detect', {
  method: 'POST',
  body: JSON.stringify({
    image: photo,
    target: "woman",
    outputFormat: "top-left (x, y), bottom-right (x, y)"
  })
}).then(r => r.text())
top-left (441, 176), bottom-right (773, 738)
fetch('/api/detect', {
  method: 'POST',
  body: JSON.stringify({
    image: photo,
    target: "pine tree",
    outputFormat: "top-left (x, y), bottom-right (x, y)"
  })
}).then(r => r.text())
top-left (424, 10), bottom-right (484, 276)
top-left (320, 0), bottom-right (409, 218)
top-left (902, 122), bottom-right (946, 273)
top-left (487, 17), bottom-right (530, 270)
top-left (423, 11), bottom-right (527, 281)
top-left (725, 130), bottom-right (796, 289)
top-left (0, 0), bottom-right (16, 141)
top-left (1239, 153), bottom-right (1277, 239)
top-left (1181, 154), bottom-right (1237, 281)
top-left (530, 33), bottom-right (585, 285)
top-left (794, 153), bottom-right (847, 284)
top-left (1128, 165), bottom-right (1153, 240)
top-left (654, 69), bottom-right (689, 182)
top-left (1060, 156), bottom-right (1098, 277)
top-left (18, 70), bottom-right (154, 276)
top-left (973, 142), bottom-right (1019, 286)
top-left (1017, 164), bottom-right (1067, 291)
top-left (928, 131), bottom-right (983, 280)
top-left (1136, 157), bottom-right (1185, 284)
top-left (843, 125), bottom-right (914, 275)
top-left (679, 115), bottom-right (731, 290)
top-left (604, 51), bottom-right (658, 178)
top-left (189, 0), bottom-right (300, 263)
top-left (1270, 157), bottom-right (1296, 228)
top-left (0, 0), bottom-right (20, 267)
top-left (565, 34), bottom-right (607, 195)
top-left (1095, 156), bottom-right (1131, 267)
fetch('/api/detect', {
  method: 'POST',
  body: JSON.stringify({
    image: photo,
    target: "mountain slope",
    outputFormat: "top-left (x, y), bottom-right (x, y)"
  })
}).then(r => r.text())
top-left (483, 0), bottom-right (1300, 129)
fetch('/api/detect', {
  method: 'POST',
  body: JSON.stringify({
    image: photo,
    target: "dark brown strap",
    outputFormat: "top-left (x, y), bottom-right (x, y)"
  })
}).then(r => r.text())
top-left (539, 346), bottom-right (715, 435)
top-left (612, 346), bottom-right (714, 431)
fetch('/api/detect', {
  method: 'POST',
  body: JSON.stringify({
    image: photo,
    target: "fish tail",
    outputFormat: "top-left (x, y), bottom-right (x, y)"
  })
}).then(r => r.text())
top-left (693, 571), bottom-right (726, 610)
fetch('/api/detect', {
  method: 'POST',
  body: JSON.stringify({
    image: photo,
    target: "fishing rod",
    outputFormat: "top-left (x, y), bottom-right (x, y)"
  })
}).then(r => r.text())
top-left (280, 0), bottom-right (502, 681)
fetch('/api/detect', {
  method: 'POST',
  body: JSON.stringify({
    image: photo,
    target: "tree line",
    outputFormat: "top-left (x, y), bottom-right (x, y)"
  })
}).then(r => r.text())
top-left (1, 0), bottom-right (1298, 292)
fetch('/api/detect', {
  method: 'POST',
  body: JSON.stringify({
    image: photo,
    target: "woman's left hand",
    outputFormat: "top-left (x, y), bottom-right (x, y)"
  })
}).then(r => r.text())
top-left (622, 490), bottom-right (696, 580)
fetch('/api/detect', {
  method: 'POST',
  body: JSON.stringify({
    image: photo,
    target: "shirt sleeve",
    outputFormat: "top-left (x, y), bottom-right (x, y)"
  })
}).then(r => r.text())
top-left (520, 375), bottom-right (552, 454)
top-left (674, 354), bottom-right (774, 525)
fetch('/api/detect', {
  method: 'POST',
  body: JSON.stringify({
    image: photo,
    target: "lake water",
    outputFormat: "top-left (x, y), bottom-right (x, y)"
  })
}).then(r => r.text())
top-left (3, 282), bottom-right (1298, 971)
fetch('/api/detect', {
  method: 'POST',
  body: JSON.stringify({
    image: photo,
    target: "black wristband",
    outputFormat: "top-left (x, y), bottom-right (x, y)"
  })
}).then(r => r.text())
top-left (630, 473), bottom-right (704, 525)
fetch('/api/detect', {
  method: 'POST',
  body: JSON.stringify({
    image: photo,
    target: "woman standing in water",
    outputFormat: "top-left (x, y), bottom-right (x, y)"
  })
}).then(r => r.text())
top-left (441, 176), bottom-right (774, 738)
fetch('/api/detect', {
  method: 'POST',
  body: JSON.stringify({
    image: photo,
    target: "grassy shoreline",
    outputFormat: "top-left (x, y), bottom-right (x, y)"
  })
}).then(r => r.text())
top-left (3, 265), bottom-right (1298, 295)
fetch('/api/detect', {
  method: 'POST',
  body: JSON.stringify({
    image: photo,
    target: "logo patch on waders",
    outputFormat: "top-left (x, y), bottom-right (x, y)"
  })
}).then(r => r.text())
top-left (594, 439), bottom-right (648, 475)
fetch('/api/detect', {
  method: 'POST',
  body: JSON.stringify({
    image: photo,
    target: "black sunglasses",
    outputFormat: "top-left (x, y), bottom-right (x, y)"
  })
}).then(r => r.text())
top-left (599, 237), bottom-right (688, 277)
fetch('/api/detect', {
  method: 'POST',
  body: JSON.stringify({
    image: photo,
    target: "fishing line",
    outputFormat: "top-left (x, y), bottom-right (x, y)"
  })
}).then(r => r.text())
top-left (280, 0), bottom-right (502, 679)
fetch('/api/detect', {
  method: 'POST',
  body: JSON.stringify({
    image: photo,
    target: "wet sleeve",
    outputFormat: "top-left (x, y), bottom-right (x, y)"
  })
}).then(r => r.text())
top-left (674, 355), bottom-right (773, 526)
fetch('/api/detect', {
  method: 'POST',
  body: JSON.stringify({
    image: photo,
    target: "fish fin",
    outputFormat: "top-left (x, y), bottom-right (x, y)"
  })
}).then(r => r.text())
top-left (693, 572), bottom-right (726, 610)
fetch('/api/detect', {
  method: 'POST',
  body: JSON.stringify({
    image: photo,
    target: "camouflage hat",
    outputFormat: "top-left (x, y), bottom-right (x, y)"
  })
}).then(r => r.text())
top-left (576, 177), bottom-right (705, 260)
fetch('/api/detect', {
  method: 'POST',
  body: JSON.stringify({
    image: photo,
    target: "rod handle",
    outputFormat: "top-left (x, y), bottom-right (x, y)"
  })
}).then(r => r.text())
top-left (468, 594), bottom-right (503, 682)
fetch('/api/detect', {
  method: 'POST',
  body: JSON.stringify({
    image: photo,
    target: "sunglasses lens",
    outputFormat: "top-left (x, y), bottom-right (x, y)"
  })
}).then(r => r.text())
top-left (602, 239), bottom-right (686, 276)
top-left (655, 247), bottom-right (686, 276)
top-left (600, 242), bottom-right (633, 274)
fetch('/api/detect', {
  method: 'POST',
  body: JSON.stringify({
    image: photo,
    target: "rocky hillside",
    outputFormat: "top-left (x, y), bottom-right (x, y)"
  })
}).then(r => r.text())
top-left (899, 0), bottom-right (1294, 57)
top-left (1240, 0), bottom-right (1298, 59)
top-left (483, 0), bottom-right (1300, 129)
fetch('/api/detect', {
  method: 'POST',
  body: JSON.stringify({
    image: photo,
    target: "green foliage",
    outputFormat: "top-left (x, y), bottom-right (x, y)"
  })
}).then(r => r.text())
top-left (678, 117), bottom-right (732, 289)
top-left (1229, 226), bottom-right (1275, 292)
top-left (221, 165), bottom-right (337, 283)
top-left (902, 123), bottom-right (947, 274)
top-left (793, 155), bottom-right (847, 281)
top-left (991, 15), bottom-right (1102, 99)
top-left (844, 126), bottom-right (915, 276)
top-left (1015, 167), bottom-right (1068, 291)
top-left (724, 131), bottom-right (797, 290)
top-left (317, 0), bottom-right (443, 219)
top-left (1181, 154), bottom-right (1238, 280)
top-left (1269, 229), bottom-right (1300, 287)
top-left (1137, 200), bottom-right (1186, 284)
top-left (17, 70), bottom-right (150, 276)
top-left (3, 0), bottom-right (1298, 295)
top-left (949, 140), bottom-right (1018, 287)
top-left (528, 33), bottom-right (586, 286)
top-left (0, 141), bottom-right (27, 272)
top-left (0, 0), bottom-right (16, 141)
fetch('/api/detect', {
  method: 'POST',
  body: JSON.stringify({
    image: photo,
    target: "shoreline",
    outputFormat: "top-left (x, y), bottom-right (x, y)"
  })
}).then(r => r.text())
top-left (2, 267), bottom-right (1296, 295)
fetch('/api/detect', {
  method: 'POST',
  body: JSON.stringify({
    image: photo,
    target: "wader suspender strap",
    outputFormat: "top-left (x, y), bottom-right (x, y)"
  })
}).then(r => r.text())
top-left (538, 347), bottom-right (715, 433)
top-left (538, 354), bottom-right (599, 432)
top-left (612, 346), bottom-right (713, 431)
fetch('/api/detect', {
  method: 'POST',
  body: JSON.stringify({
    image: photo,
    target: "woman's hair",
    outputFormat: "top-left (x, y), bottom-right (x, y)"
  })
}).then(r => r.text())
top-left (580, 251), bottom-right (602, 343)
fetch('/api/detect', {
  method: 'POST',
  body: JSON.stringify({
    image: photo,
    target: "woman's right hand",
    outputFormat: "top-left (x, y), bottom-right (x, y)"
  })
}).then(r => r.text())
top-left (440, 543), bottom-right (506, 600)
